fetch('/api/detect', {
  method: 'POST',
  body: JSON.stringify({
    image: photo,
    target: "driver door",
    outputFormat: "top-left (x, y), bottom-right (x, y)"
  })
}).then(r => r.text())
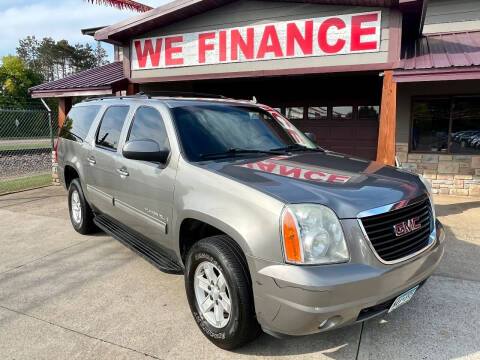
top-left (113, 106), bottom-right (175, 247)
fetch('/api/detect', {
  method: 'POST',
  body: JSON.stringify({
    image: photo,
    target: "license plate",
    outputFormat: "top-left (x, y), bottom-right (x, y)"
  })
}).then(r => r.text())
top-left (388, 285), bottom-right (419, 313)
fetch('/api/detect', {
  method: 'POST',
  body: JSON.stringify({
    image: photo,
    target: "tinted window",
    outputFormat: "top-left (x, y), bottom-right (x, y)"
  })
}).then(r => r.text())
top-left (359, 106), bottom-right (380, 121)
top-left (96, 106), bottom-right (129, 150)
top-left (332, 106), bottom-right (353, 120)
top-left (128, 107), bottom-right (170, 150)
top-left (451, 97), bottom-right (480, 154)
top-left (307, 106), bottom-right (328, 120)
top-left (60, 105), bottom-right (101, 142)
top-left (286, 107), bottom-right (304, 120)
top-left (172, 104), bottom-right (317, 161)
top-left (412, 99), bottom-right (450, 152)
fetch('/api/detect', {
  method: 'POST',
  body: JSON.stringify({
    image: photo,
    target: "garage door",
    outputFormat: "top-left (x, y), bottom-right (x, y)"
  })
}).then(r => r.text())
top-left (285, 105), bottom-right (379, 161)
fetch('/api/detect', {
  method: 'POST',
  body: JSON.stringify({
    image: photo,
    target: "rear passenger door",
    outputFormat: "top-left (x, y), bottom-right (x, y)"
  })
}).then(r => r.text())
top-left (114, 106), bottom-right (175, 246)
top-left (85, 106), bottom-right (130, 216)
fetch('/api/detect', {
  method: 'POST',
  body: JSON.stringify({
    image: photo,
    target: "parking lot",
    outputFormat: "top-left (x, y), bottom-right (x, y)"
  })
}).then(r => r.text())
top-left (0, 186), bottom-right (479, 359)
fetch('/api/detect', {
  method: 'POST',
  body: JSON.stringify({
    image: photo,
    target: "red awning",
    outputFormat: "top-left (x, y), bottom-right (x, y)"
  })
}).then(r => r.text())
top-left (394, 31), bottom-right (480, 82)
top-left (30, 62), bottom-right (127, 98)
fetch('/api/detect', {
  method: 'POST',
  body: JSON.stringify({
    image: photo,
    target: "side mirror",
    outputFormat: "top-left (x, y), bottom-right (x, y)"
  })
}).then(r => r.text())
top-left (305, 132), bottom-right (317, 142)
top-left (122, 139), bottom-right (170, 163)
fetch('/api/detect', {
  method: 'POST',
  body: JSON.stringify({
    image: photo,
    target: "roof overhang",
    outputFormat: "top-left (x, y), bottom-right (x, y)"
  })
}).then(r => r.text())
top-left (95, 0), bottom-right (406, 45)
top-left (30, 87), bottom-right (114, 99)
top-left (393, 66), bottom-right (480, 83)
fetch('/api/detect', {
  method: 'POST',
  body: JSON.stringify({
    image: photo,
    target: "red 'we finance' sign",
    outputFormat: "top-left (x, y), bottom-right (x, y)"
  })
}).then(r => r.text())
top-left (131, 11), bottom-right (381, 70)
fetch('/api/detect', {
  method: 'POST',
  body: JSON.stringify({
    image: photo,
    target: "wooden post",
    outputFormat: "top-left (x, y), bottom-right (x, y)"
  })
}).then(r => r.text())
top-left (376, 70), bottom-right (397, 165)
top-left (58, 97), bottom-right (72, 130)
top-left (127, 83), bottom-right (139, 95)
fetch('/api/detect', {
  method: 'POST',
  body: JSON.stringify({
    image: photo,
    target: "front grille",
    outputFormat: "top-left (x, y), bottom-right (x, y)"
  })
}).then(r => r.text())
top-left (360, 195), bottom-right (433, 262)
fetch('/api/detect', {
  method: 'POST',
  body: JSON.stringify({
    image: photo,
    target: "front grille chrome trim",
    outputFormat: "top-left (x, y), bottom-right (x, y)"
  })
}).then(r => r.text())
top-left (357, 194), bottom-right (436, 265)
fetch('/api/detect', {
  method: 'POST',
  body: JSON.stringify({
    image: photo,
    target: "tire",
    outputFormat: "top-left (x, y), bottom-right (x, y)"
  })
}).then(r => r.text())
top-left (68, 178), bottom-right (97, 235)
top-left (185, 235), bottom-right (261, 349)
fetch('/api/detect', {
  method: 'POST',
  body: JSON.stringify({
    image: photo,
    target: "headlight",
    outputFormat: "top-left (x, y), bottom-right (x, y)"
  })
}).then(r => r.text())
top-left (418, 174), bottom-right (436, 220)
top-left (281, 204), bottom-right (349, 265)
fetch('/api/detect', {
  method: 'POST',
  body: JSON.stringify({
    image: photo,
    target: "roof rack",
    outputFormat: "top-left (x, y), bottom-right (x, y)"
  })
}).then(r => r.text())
top-left (83, 91), bottom-right (231, 103)
top-left (140, 91), bottom-right (229, 99)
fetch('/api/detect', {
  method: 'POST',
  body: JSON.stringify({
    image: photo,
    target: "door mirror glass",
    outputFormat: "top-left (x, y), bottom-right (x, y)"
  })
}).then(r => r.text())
top-left (122, 139), bottom-right (170, 163)
top-left (305, 132), bottom-right (317, 142)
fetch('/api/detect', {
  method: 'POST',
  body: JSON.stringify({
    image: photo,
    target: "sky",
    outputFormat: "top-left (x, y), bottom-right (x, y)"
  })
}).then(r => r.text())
top-left (0, 0), bottom-right (170, 61)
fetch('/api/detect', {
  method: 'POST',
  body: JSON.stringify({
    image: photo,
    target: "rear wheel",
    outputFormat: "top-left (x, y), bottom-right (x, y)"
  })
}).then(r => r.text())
top-left (185, 235), bottom-right (261, 349)
top-left (68, 178), bottom-right (97, 234)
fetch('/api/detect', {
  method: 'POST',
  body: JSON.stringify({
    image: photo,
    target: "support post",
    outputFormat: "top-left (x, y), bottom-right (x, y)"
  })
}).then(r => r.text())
top-left (58, 97), bottom-right (72, 130)
top-left (376, 70), bottom-right (397, 165)
top-left (127, 83), bottom-right (139, 95)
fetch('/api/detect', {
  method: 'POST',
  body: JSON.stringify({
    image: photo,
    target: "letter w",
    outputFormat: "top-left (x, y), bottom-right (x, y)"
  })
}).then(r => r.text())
top-left (135, 39), bottom-right (163, 68)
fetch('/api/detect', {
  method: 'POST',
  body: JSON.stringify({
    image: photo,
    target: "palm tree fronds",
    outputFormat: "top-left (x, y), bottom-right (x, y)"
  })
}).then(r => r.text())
top-left (85, 0), bottom-right (153, 12)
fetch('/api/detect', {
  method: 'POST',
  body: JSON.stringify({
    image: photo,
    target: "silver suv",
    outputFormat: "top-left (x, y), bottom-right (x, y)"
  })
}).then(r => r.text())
top-left (58, 94), bottom-right (446, 349)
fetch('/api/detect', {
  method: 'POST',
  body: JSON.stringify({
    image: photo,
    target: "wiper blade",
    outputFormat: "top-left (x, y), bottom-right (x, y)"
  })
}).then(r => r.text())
top-left (270, 144), bottom-right (324, 152)
top-left (200, 148), bottom-right (283, 159)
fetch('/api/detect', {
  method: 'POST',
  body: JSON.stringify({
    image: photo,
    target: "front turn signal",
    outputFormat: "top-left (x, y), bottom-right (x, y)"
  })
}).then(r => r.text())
top-left (282, 210), bottom-right (302, 263)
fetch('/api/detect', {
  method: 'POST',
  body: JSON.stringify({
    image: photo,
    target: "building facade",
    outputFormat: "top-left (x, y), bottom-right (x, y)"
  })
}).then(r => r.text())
top-left (30, 0), bottom-right (480, 196)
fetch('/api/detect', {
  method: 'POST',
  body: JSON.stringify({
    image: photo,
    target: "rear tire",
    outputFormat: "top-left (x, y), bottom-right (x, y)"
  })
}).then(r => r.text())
top-left (185, 235), bottom-right (261, 349)
top-left (68, 178), bottom-right (97, 234)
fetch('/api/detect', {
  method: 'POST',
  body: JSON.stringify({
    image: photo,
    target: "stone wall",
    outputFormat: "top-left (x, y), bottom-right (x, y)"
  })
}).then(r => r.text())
top-left (396, 143), bottom-right (480, 196)
top-left (51, 151), bottom-right (60, 186)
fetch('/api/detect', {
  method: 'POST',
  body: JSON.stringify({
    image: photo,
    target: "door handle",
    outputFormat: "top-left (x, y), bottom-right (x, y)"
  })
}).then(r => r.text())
top-left (87, 156), bottom-right (96, 165)
top-left (116, 168), bottom-right (129, 177)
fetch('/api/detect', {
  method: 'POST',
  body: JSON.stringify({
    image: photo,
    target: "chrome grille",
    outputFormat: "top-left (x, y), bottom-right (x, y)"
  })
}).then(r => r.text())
top-left (360, 196), bottom-right (433, 262)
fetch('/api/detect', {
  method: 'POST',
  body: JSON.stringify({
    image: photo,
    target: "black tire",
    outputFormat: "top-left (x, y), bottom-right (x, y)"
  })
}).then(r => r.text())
top-left (185, 235), bottom-right (261, 349)
top-left (68, 178), bottom-right (97, 235)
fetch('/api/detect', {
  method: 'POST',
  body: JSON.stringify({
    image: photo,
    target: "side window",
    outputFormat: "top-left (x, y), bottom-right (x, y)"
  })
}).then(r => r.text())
top-left (60, 105), bottom-right (101, 142)
top-left (96, 106), bottom-right (130, 150)
top-left (128, 106), bottom-right (170, 150)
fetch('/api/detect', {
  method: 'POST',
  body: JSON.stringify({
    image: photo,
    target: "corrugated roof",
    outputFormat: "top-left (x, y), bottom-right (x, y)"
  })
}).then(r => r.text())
top-left (397, 31), bottom-right (480, 70)
top-left (29, 61), bottom-right (125, 92)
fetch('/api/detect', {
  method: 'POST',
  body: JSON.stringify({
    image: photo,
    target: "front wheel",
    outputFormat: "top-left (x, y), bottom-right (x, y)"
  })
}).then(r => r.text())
top-left (185, 235), bottom-right (261, 349)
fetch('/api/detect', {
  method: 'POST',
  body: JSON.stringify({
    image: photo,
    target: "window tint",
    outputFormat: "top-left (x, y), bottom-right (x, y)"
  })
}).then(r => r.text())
top-left (128, 106), bottom-right (170, 150)
top-left (96, 106), bottom-right (129, 150)
top-left (412, 99), bottom-right (450, 152)
top-left (359, 106), bottom-right (380, 121)
top-left (60, 105), bottom-right (101, 142)
top-left (451, 97), bottom-right (480, 154)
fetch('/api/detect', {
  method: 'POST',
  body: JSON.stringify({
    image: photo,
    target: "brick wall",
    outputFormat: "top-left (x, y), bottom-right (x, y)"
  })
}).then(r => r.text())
top-left (396, 143), bottom-right (480, 196)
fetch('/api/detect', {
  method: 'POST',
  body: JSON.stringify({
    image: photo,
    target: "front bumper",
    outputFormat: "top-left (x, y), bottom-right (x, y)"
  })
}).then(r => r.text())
top-left (249, 219), bottom-right (446, 336)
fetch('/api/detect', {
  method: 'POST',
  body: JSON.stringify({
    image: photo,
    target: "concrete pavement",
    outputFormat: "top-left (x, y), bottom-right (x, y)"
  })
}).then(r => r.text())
top-left (0, 186), bottom-right (479, 359)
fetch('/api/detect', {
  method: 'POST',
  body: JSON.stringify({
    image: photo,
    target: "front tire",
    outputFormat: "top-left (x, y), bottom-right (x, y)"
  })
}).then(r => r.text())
top-left (185, 235), bottom-right (261, 349)
top-left (68, 178), bottom-right (97, 234)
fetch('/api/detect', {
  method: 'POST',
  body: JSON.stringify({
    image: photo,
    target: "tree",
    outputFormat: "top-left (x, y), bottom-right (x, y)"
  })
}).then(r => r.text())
top-left (0, 56), bottom-right (43, 108)
top-left (83, 0), bottom-right (152, 12)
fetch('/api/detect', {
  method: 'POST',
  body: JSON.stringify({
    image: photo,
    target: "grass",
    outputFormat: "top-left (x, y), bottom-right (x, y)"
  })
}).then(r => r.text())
top-left (0, 173), bottom-right (52, 195)
top-left (0, 143), bottom-right (51, 151)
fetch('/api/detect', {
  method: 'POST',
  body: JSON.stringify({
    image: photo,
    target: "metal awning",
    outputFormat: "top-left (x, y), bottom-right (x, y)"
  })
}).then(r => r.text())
top-left (29, 62), bottom-right (127, 98)
top-left (394, 31), bottom-right (480, 82)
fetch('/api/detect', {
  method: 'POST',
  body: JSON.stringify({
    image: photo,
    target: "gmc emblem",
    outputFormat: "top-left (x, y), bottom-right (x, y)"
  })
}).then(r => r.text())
top-left (393, 217), bottom-right (421, 237)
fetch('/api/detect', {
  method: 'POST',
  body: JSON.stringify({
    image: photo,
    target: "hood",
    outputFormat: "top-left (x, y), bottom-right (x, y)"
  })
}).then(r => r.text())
top-left (198, 152), bottom-right (427, 219)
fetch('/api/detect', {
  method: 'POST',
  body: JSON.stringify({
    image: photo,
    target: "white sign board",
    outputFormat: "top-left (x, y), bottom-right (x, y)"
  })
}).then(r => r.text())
top-left (131, 11), bottom-right (381, 70)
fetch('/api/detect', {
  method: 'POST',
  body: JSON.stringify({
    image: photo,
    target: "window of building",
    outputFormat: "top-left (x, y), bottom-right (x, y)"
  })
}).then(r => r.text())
top-left (332, 106), bottom-right (353, 120)
top-left (307, 106), bottom-right (328, 120)
top-left (411, 97), bottom-right (480, 154)
top-left (96, 106), bottom-right (130, 151)
top-left (128, 106), bottom-right (170, 150)
top-left (358, 105), bottom-right (380, 121)
top-left (285, 107), bottom-right (304, 120)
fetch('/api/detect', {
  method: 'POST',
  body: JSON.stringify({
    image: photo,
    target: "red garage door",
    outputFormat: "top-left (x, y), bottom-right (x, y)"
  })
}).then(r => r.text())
top-left (285, 105), bottom-right (379, 161)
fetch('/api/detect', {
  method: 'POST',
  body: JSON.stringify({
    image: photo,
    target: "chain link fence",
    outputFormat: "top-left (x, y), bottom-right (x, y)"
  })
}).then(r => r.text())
top-left (0, 104), bottom-right (58, 194)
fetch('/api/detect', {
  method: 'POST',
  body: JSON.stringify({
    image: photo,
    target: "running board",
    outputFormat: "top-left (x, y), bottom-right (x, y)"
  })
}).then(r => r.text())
top-left (94, 214), bottom-right (183, 274)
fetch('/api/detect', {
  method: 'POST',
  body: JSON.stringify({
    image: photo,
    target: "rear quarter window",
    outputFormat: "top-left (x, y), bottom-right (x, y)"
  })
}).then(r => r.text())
top-left (60, 105), bottom-right (102, 142)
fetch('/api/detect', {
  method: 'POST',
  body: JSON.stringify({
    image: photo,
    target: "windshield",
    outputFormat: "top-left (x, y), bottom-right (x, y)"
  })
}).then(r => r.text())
top-left (171, 104), bottom-right (317, 161)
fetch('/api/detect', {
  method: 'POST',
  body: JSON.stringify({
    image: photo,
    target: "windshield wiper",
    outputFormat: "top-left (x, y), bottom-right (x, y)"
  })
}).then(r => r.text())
top-left (200, 148), bottom-right (283, 159)
top-left (269, 144), bottom-right (325, 152)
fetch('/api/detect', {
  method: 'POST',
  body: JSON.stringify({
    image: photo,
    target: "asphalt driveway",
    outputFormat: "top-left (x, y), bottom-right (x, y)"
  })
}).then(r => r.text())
top-left (0, 186), bottom-right (479, 359)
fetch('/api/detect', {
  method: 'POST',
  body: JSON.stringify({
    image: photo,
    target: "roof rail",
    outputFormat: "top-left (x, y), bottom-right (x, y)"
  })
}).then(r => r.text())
top-left (83, 93), bottom-right (150, 102)
top-left (140, 91), bottom-right (229, 99)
